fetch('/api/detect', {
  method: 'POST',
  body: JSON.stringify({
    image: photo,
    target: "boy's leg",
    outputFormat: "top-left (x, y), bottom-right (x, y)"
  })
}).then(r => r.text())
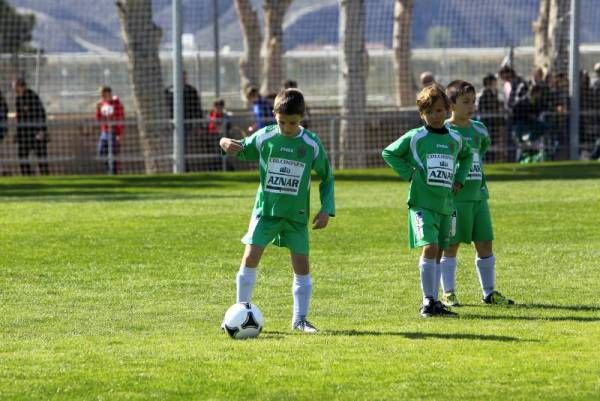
top-left (474, 241), bottom-right (495, 297)
top-left (441, 243), bottom-right (459, 294)
top-left (236, 244), bottom-right (265, 303)
top-left (291, 253), bottom-right (316, 332)
top-left (420, 244), bottom-right (439, 303)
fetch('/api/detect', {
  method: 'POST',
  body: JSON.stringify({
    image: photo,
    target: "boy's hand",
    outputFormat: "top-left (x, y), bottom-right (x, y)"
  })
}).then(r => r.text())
top-left (312, 211), bottom-right (329, 230)
top-left (452, 182), bottom-right (463, 194)
top-left (220, 138), bottom-right (243, 155)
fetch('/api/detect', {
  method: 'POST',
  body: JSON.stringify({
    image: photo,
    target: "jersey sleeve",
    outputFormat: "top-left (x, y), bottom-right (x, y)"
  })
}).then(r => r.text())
top-left (313, 140), bottom-right (336, 217)
top-left (454, 138), bottom-right (473, 185)
top-left (476, 121), bottom-right (491, 156)
top-left (381, 133), bottom-right (415, 181)
top-left (237, 132), bottom-right (261, 161)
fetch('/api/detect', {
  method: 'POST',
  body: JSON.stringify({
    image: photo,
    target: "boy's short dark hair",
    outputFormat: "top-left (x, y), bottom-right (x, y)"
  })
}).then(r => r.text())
top-left (273, 88), bottom-right (305, 116)
top-left (446, 80), bottom-right (476, 103)
top-left (100, 86), bottom-right (112, 95)
top-left (416, 84), bottom-right (450, 114)
top-left (213, 98), bottom-right (225, 107)
top-left (482, 73), bottom-right (497, 87)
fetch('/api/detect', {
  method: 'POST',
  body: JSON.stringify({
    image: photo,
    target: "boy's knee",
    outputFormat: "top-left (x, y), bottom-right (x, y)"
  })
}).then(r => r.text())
top-left (475, 241), bottom-right (493, 258)
top-left (422, 244), bottom-right (439, 259)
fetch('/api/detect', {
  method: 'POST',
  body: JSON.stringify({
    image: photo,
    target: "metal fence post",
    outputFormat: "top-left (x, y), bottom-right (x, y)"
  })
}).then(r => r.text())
top-left (329, 117), bottom-right (337, 170)
top-left (568, 0), bottom-right (581, 160)
top-left (172, 0), bottom-right (185, 173)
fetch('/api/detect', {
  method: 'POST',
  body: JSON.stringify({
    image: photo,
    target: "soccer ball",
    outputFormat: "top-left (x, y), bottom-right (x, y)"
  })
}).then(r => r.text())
top-left (221, 302), bottom-right (264, 339)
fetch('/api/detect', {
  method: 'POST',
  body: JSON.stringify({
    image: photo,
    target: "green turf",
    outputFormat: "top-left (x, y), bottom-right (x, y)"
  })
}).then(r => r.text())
top-left (1, 162), bottom-right (599, 400)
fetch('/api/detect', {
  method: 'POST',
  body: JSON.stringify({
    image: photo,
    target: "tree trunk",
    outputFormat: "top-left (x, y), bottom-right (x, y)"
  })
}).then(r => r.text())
top-left (533, 0), bottom-right (570, 75)
top-left (234, 0), bottom-right (262, 102)
top-left (261, 0), bottom-right (293, 95)
top-left (339, 0), bottom-right (368, 168)
top-left (547, 0), bottom-right (570, 75)
top-left (533, 0), bottom-right (550, 70)
top-left (116, 0), bottom-right (171, 173)
top-left (393, 0), bottom-right (416, 108)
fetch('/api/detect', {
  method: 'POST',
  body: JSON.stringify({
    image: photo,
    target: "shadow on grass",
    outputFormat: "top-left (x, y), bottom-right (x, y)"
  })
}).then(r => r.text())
top-left (0, 174), bottom-right (258, 202)
top-left (322, 330), bottom-right (525, 342)
top-left (515, 303), bottom-right (600, 312)
top-left (461, 313), bottom-right (600, 322)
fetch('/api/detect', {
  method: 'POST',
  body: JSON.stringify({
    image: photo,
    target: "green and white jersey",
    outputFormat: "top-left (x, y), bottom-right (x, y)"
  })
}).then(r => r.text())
top-left (382, 125), bottom-right (473, 216)
top-left (237, 125), bottom-right (335, 224)
top-left (445, 119), bottom-right (490, 201)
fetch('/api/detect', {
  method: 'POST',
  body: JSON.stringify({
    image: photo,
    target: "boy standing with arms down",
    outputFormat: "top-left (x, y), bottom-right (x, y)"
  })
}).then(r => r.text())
top-left (219, 88), bottom-right (335, 332)
top-left (382, 85), bottom-right (473, 318)
top-left (440, 80), bottom-right (514, 306)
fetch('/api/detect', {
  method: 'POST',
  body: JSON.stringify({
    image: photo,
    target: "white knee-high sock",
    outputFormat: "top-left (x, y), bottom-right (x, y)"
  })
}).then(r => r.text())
top-left (292, 273), bottom-right (312, 323)
top-left (440, 256), bottom-right (457, 293)
top-left (476, 255), bottom-right (496, 297)
top-left (236, 266), bottom-right (257, 303)
top-left (434, 261), bottom-right (442, 300)
top-left (419, 257), bottom-right (437, 303)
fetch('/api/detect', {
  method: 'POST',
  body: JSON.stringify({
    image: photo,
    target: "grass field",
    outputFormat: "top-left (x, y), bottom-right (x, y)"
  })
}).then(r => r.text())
top-left (1, 162), bottom-right (599, 401)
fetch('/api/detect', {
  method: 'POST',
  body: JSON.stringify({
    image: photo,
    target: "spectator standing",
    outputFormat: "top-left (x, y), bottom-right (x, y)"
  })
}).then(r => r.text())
top-left (165, 71), bottom-right (203, 171)
top-left (0, 90), bottom-right (7, 175)
top-left (476, 73), bottom-right (505, 161)
top-left (498, 65), bottom-right (528, 160)
top-left (207, 98), bottom-right (231, 170)
top-left (0, 89), bottom-right (7, 142)
top-left (591, 62), bottom-right (600, 94)
top-left (96, 86), bottom-right (125, 174)
top-left (245, 86), bottom-right (275, 134)
top-left (419, 71), bottom-right (436, 88)
top-left (13, 78), bottom-right (48, 175)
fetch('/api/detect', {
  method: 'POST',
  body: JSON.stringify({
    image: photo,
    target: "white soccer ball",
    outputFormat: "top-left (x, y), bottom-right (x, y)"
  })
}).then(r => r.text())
top-left (221, 302), bottom-right (264, 339)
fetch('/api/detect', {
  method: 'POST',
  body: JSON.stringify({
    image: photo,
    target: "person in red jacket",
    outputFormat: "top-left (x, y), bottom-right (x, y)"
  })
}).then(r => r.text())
top-left (96, 86), bottom-right (125, 174)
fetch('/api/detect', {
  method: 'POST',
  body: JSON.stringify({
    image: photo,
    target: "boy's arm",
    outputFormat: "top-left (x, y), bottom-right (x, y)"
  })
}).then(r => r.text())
top-left (481, 131), bottom-right (491, 157)
top-left (221, 132), bottom-right (261, 160)
top-left (454, 139), bottom-right (473, 186)
top-left (381, 134), bottom-right (414, 181)
top-left (313, 141), bottom-right (335, 218)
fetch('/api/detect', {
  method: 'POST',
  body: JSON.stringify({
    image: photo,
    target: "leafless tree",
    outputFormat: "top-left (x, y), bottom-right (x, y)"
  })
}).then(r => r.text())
top-left (533, 0), bottom-right (570, 75)
top-left (339, 0), bottom-right (368, 168)
top-left (116, 0), bottom-right (171, 173)
top-left (261, 0), bottom-right (293, 95)
top-left (393, 0), bottom-right (416, 108)
top-left (234, 0), bottom-right (262, 100)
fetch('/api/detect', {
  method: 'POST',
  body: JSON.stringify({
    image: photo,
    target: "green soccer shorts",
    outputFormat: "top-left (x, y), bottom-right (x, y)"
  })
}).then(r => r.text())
top-left (408, 207), bottom-right (451, 250)
top-left (450, 199), bottom-right (494, 245)
top-left (242, 215), bottom-right (309, 255)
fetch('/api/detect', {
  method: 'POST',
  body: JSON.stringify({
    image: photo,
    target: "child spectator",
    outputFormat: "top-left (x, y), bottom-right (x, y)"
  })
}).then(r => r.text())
top-left (96, 86), bottom-right (125, 174)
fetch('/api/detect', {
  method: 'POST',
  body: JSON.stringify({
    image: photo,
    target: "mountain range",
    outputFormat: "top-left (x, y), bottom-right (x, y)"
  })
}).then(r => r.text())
top-left (10, 0), bottom-right (600, 54)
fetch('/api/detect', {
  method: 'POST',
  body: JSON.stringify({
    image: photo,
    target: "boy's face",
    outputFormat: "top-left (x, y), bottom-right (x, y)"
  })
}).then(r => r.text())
top-left (451, 91), bottom-right (476, 120)
top-left (275, 112), bottom-right (303, 137)
top-left (101, 91), bottom-right (112, 101)
top-left (420, 99), bottom-right (449, 128)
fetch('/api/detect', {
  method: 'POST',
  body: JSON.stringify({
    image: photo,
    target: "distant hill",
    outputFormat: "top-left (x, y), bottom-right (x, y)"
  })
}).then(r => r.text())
top-left (9, 0), bottom-right (600, 53)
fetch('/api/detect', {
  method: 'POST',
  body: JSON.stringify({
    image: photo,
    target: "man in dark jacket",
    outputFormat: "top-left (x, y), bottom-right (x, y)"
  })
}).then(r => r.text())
top-left (13, 78), bottom-right (49, 175)
top-left (165, 71), bottom-right (203, 171)
top-left (0, 90), bottom-right (8, 142)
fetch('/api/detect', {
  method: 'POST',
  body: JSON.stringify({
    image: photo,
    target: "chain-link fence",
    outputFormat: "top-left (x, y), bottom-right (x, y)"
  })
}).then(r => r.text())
top-left (0, 0), bottom-right (599, 175)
